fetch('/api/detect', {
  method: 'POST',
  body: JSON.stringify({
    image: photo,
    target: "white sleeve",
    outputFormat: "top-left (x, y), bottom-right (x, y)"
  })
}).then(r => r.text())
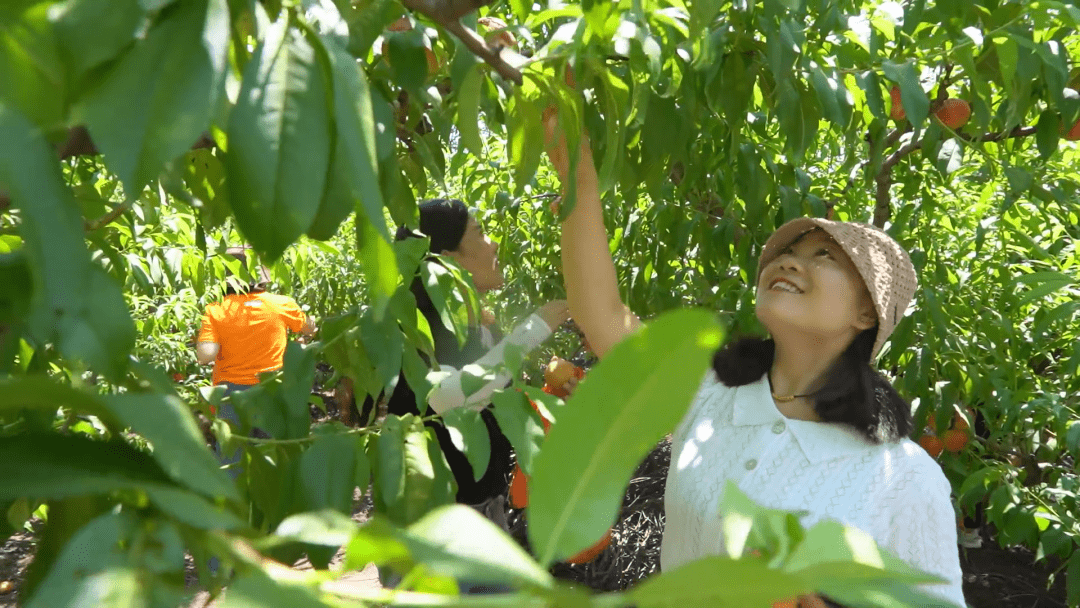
top-left (877, 456), bottom-right (967, 607)
top-left (427, 314), bottom-right (553, 414)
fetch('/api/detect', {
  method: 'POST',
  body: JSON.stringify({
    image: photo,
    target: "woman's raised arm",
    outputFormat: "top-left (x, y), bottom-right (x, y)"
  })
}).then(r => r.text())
top-left (543, 109), bottom-right (640, 358)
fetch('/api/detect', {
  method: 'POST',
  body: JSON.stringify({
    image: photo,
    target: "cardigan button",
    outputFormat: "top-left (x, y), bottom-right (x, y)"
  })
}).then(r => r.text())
top-left (745, 459), bottom-right (758, 470)
top-left (772, 420), bottom-right (786, 434)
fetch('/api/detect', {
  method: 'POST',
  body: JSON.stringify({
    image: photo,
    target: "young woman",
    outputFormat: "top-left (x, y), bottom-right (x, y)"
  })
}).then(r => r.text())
top-left (373, 199), bottom-right (571, 594)
top-left (541, 112), bottom-right (965, 606)
top-left (385, 198), bottom-right (571, 514)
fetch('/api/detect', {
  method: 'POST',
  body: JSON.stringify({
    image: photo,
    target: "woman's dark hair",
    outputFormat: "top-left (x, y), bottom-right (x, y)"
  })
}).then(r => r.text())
top-left (395, 198), bottom-right (470, 256)
top-left (396, 198), bottom-right (485, 367)
top-left (711, 328), bottom-right (913, 443)
top-left (222, 248), bottom-right (269, 295)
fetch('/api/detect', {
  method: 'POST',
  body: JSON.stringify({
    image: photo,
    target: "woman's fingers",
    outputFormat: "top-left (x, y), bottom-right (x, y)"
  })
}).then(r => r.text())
top-left (542, 108), bottom-right (570, 177)
top-left (561, 376), bottom-right (579, 396)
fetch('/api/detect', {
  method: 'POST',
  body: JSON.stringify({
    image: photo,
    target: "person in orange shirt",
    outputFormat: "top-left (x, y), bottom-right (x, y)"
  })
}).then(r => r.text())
top-left (195, 248), bottom-right (315, 471)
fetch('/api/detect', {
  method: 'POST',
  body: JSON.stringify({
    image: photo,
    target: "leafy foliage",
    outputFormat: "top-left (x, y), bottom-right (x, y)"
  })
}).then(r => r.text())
top-left (1, 0), bottom-right (1078, 605)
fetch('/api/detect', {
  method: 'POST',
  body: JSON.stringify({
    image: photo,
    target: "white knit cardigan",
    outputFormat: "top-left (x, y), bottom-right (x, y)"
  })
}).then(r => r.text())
top-left (661, 373), bottom-right (966, 606)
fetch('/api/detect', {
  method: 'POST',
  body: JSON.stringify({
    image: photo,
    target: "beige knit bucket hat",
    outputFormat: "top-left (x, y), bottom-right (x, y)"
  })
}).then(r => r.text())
top-left (757, 218), bottom-right (918, 360)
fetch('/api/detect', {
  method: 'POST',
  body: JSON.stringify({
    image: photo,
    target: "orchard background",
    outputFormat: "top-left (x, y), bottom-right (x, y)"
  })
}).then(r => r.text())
top-left (1, 0), bottom-right (1079, 606)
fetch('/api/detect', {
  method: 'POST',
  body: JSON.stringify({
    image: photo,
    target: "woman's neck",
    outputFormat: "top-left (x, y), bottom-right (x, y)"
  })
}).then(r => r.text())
top-left (768, 335), bottom-right (845, 421)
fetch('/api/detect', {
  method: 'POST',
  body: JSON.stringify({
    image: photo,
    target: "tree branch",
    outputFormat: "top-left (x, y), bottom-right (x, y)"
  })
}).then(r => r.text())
top-left (57, 126), bottom-right (216, 160)
top-left (871, 125), bottom-right (1037, 227)
top-left (402, 0), bottom-right (491, 23)
top-left (402, 0), bottom-right (523, 84)
top-left (444, 19), bottom-right (523, 84)
top-left (84, 199), bottom-right (133, 231)
top-left (975, 125), bottom-right (1037, 143)
top-left (873, 172), bottom-right (892, 228)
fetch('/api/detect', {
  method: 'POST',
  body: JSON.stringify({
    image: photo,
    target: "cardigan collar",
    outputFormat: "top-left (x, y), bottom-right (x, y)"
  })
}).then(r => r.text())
top-left (730, 374), bottom-right (872, 464)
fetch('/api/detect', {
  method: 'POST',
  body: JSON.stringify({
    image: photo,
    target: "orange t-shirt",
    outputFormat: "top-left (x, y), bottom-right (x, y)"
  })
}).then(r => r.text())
top-left (196, 292), bottom-right (306, 386)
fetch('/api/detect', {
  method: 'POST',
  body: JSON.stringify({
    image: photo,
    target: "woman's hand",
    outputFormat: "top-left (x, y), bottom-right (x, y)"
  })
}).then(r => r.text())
top-left (537, 300), bottom-right (571, 330)
top-left (542, 107), bottom-right (572, 179)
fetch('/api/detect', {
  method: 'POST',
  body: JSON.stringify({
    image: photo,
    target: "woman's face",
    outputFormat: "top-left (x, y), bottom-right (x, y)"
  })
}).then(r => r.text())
top-left (445, 217), bottom-right (503, 292)
top-left (755, 229), bottom-right (876, 345)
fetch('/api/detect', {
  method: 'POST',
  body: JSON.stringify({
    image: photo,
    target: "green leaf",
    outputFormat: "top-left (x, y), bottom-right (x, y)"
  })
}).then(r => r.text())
top-left (272, 509), bottom-right (357, 549)
top-left (400, 345), bottom-right (433, 410)
top-left (232, 343), bottom-right (316, 439)
top-left (324, 37), bottom-right (386, 239)
top-left (371, 413), bottom-right (408, 514)
top-left (306, 151), bottom-right (355, 241)
top-left (717, 51), bottom-right (756, 127)
top-left (220, 572), bottom-right (330, 608)
top-left (1066, 421), bottom-right (1080, 461)
top-left (934, 138), bottom-right (964, 175)
top-left (0, 433), bottom-right (175, 502)
top-left (883, 60), bottom-right (929, 126)
top-left (689, 0), bottom-right (722, 39)
top-left (439, 407), bottom-right (491, 481)
top-left (299, 429), bottom-right (357, 514)
top-left (528, 309), bottom-right (723, 565)
top-left (0, 4), bottom-right (66, 129)
top-left (1068, 544), bottom-right (1080, 607)
top-left (490, 389), bottom-right (546, 475)
top-left (1004, 165), bottom-right (1033, 194)
top-left (105, 392), bottom-right (240, 502)
top-left (420, 261), bottom-right (467, 347)
top-left (718, 482), bottom-right (804, 563)
top-left (52, 0), bottom-right (145, 79)
top-left (343, 0), bottom-right (397, 59)
top-left (995, 34), bottom-right (1018, 93)
top-left (356, 212), bottom-right (398, 319)
top-left (457, 64), bottom-right (484, 156)
top-left (1035, 109), bottom-right (1060, 159)
top-left (1017, 278), bottom-right (1073, 306)
top-left (72, 0), bottom-right (230, 196)
top-left (20, 495), bottom-right (114, 601)
top-left (810, 66), bottom-right (851, 128)
top-left (354, 434), bottom-right (371, 492)
top-left (144, 486), bottom-right (245, 530)
top-left (384, 28), bottom-right (429, 92)
top-left (629, 556), bottom-right (805, 607)
top-left (226, 14), bottom-right (332, 262)
top-left (0, 104), bottom-right (136, 381)
top-left (23, 511), bottom-right (147, 608)
top-left (0, 376), bottom-right (116, 421)
top-left (402, 504), bottom-right (554, 589)
top-left (358, 310), bottom-right (403, 392)
top-left (343, 517), bottom-right (411, 570)
top-left (399, 421), bottom-right (440, 526)
top-left (371, 414), bottom-right (453, 526)
top-left (507, 91), bottom-right (544, 195)
top-left (784, 520), bottom-right (940, 585)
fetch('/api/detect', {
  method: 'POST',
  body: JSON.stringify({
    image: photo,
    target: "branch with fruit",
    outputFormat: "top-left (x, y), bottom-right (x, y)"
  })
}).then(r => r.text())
top-left (399, 0), bottom-right (524, 84)
top-left (0, 127), bottom-right (214, 214)
top-left (866, 82), bottom-right (1076, 226)
top-left (508, 356), bottom-right (613, 564)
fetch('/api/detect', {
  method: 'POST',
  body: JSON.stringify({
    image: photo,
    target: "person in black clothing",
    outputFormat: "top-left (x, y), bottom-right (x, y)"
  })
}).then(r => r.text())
top-left (383, 198), bottom-right (572, 519)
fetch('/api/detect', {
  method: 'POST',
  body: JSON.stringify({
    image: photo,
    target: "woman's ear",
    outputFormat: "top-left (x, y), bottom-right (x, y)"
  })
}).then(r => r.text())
top-left (855, 304), bottom-right (877, 330)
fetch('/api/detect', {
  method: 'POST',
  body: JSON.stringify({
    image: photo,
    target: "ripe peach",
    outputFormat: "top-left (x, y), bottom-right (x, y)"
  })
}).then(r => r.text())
top-left (888, 85), bottom-right (906, 120)
top-left (543, 356), bottom-right (576, 388)
top-left (943, 429), bottom-right (969, 453)
top-left (918, 434), bottom-right (945, 458)
top-left (935, 99), bottom-right (971, 130)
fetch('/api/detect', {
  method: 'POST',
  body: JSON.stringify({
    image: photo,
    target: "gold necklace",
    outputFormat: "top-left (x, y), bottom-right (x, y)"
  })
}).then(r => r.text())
top-left (770, 391), bottom-right (813, 403)
top-left (768, 374), bottom-right (813, 402)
